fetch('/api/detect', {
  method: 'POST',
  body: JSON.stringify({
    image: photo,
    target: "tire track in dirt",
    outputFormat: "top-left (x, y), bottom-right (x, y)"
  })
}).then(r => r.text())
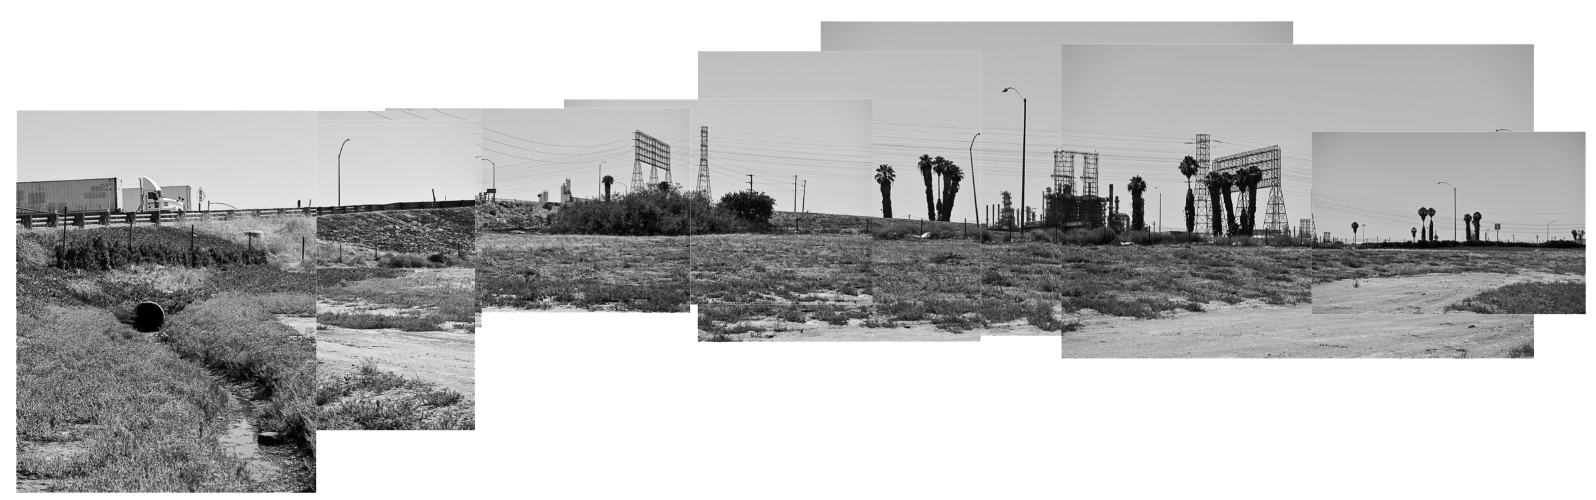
top-left (316, 326), bottom-right (476, 399)
top-left (1312, 271), bottom-right (1583, 314)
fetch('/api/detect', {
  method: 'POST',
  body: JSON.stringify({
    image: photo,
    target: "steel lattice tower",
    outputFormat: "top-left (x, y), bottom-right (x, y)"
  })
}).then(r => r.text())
top-left (1081, 152), bottom-right (1099, 197)
top-left (1052, 150), bottom-right (1075, 194)
top-left (1212, 144), bottom-right (1287, 236)
top-left (696, 126), bottom-right (711, 196)
top-left (631, 133), bottom-right (645, 189)
top-left (1194, 133), bottom-right (1212, 236)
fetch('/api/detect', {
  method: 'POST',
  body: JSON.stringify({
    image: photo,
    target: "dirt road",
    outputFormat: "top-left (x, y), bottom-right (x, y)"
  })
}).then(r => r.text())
top-left (1058, 303), bottom-right (1532, 358)
top-left (317, 326), bottom-right (475, 399)
top-left (1312, 271), bottom-right (1583, 314)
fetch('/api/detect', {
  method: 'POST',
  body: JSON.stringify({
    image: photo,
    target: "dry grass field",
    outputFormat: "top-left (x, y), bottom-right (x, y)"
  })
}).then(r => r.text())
top-left (477, 233), bottom-right (689, 312)
top-left (1312, 247), bottom-right (1584, 314)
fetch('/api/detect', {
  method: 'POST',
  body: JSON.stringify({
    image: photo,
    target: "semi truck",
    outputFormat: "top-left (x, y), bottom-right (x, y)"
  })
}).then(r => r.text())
top-left (17, 176), bottom-right (187, 215)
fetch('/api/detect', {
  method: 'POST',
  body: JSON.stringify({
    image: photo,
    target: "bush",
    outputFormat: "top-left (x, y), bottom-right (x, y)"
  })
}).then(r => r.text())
top-left (718, 190), bottom-right (777, 225)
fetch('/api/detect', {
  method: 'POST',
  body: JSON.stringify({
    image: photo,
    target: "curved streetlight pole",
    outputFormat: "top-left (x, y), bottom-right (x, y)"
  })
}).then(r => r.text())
top-left (1002, 87), bottom-right (1025, 235)
top-left (1437, 181), bottom-right (1456, 241)
top-left (969, 133), bottom-right (980, 226)
top-left (1547, 220), bottom-right (1556, 243)
top-left (337, 139), bottom-right (351, 206)
top-left (476, 156), bottom-right (496, 202)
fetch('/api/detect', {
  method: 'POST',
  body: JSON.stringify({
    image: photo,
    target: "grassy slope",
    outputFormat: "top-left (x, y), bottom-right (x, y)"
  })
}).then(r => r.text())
top-left (317, 362), bottom-right (475, 430)
top-left (317, 208), bottom-right (475, 254)
top-left (1447, 281), bottom-right (1586, 314)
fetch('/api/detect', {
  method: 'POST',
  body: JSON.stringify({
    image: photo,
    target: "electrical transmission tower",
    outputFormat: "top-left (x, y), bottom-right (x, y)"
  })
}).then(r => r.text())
top-left (696, 126), bottom-right (711, 197)
top-left (1193, 133), bottom-right (1212, 236)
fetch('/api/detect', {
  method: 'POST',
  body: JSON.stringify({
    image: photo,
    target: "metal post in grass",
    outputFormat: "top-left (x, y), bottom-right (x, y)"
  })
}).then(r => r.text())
top-left (190, 225), bottom-right (196, 267)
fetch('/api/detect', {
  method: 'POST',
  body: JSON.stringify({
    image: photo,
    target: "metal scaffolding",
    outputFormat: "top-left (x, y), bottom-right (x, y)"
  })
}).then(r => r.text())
top-left (1194, 133), bottom-right (1212, 236)
top-left (696, 126), bottom-right (711, 197)
top-left (1212, 145), bottom-right (1287, 236)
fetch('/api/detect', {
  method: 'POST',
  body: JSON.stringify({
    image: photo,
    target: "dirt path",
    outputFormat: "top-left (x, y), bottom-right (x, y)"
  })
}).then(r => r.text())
top-left (1313, 271), bottom-right (1583, 314)
top-left (316, 327), bottom-right (475, 399)
top-left (1058, 304), bottom-right (1532, 358)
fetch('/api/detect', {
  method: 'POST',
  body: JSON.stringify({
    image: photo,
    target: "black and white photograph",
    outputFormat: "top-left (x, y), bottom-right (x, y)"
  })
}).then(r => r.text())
top-left (312, 111), bottom-right (478, 430)
top-left (15, 111), bottom-right (318, 491)
top-left (474, 107), bottom-right (693, 312)
top-left (699, 51), bottom-right (984, 340)
top-left (1312, 131), bottom-right (1583, 321)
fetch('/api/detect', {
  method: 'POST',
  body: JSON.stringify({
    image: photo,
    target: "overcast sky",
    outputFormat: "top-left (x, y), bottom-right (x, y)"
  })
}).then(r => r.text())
top-left (699, 51), bottom-right (982, 222)
top-left (1058, 44), bottom-right (1533, 233)
top-left (478, 108), bottom-right (691, 201)
top-left (17, 111), bottom-right (315, 210)
top-left (1314, 132), bottom-right (1584, 243)
top-left (821, 22), bottom-right (1293, 221)
top-left (565, 99), bottom-right (873, 216)
top-left (316, 112), bottom-right (480, 206)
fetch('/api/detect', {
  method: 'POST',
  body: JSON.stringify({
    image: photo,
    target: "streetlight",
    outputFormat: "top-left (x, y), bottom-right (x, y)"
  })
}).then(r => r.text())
top-left (476, 156), bottom-right (496, 200)
top-left (1437, 181), bottom-right (1456, 241)
top-left (969, 133), bottom-right (980, 226)
top-left (1002, 86), bottom-right (1026, 236)
top-left (1155, 186), bottom-right (1161, 234)
top-left (1547, 220), bottom-right (1556, 243)
top-left (338, 139), bottom-right (350, 206)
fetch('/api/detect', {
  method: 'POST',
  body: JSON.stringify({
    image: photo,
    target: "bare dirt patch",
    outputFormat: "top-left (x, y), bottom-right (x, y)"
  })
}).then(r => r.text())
top-left (1059, 304), bottom-right (1532, 358)
top-left (1313, 271), bottom-right (1584, 314)
top-left (316, 326), bottom-right (475, 400)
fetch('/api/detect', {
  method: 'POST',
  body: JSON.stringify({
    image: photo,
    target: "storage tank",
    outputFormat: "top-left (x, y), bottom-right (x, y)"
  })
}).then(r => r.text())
top-left (16, 178), bottom-right (120, 214)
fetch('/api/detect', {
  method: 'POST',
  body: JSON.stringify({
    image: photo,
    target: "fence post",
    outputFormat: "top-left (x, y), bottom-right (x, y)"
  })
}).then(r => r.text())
top-left (302, 236), bottom-right (306, 262)
top-left (190, 225), bottom-right (196, 267)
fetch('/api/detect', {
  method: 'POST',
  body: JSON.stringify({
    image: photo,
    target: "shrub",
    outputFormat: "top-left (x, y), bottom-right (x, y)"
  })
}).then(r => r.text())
top-left (718, 190), bottom-right (777, 225)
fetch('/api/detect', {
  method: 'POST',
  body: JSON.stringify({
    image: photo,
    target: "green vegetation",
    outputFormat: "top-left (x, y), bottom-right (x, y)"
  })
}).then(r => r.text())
top-left (1312, 247), bottom-right (1585, 283)
top-left (478, 233), bottom-right (687, 312)
top-left (317, 361), bottom-right (475, 430)
top-left (16, 306), bottom-right (277, 492)
top-left (1508, 339), bottom-right (1535, 358)
top-left (1447, 281), bottom-right (1585, 314)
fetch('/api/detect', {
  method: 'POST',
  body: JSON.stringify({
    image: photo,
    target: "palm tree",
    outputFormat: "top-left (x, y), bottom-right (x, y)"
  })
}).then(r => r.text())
top-left (1242, 166), bottom-right (1263, 237)
top-left (1179, 156), bottom-right (1199, 235)
top-left (1351, 222), bottom-right (1360, 244)
top-left (602, 175), bottom-right (614, 202)
top-left (1411, 227), bottom-right (1417, 242)
top-left (939, 161), bottom-right (964, 222)
top-left (917, 154), bottom-right (935, 221)
top-left (1426, 207), bottom-right (1437, 241)
top-left (874, 164), bottom-right (896, 219)
top-left (1126, 176), bottom-right (1147, 231)
top-left (1217, 171), bottom-right (1238, 236)
top-left (1463, 213), bottom-right (1474, 242)
top-left (1204, 171), bottom-right (1224, 237)
top-left (1418, 207), bottom-right (1428, 242)
top-left (1473, 212), bottom-right (1483, 242)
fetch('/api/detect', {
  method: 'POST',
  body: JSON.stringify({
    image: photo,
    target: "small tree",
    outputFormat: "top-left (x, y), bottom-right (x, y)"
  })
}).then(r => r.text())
top-left (1410, 227), bottom-right (1417, 242)
top-left (602, 175), bottom-right (614, 202)
top-left (874, 164), bottom-right (896, 219)
top-left (718, 190), bottom-right (776, 226)
top-left (1126, 176), bottom-right (1147, 231)
top-left (1351, 222), bottom-right (1359, 244)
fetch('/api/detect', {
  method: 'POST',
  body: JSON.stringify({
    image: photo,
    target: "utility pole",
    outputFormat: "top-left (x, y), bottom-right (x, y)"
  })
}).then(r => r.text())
top-left (793, 175), bottom-right (798, 214)
top-left (747, 174), bottom-right (754, 193)
top-left (337, 138), bottom-right (350, 206)
top-left (1003, 87), bottom-right (1026, 237)
top-left (801, 180), bottom-right (807, 213)
top-left (969, 133), bottom-right (980, 225)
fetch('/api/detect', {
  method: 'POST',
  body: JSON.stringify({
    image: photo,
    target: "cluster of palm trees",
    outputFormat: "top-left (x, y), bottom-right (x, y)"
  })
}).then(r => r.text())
top-left (872, 155), bottom-right (967, 222)
top-left (1415, 207), bottom-right (1436, 241)
top-left (1182, 160), bottom-right (1265, 238)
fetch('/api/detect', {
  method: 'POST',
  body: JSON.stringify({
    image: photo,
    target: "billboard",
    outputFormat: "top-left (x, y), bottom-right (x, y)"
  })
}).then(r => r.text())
top-left (634, 130), bottom-right (670, 171)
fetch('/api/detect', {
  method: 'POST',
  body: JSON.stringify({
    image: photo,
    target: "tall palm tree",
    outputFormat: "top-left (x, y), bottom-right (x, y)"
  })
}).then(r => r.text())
top-left (917, 154), bottom-right (935, 221)
top-left (1204, 171), bottom-right (1224, 237)
top-left (931, 155), bottom-right (947, 215)
top-left (1179, 156), bottom-right (1199, 235)
top-left (1426, 207), bottom-right (1437, 241)
top-left (602, 175), bottom-right (614, 202)
top-left (874, 164), bottom-right (896, 219)
top-left (1473, 212), bottom-right (1483, 242)
top-left (1351, 222), bottom-right (1360, 244)
top-left (1463, 213), bottom-right (1474, 242)
top-left (939, 161), bottom-right (965, 222)
top-left (1126, 175), bottom-right (1148, 231)
top-left (1242, 166), bottom-right (1263, 237)
top-left (1217, 171), bottom-right (1238, 236)
top-left (1418, 206), bottom-right (1429, 242)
